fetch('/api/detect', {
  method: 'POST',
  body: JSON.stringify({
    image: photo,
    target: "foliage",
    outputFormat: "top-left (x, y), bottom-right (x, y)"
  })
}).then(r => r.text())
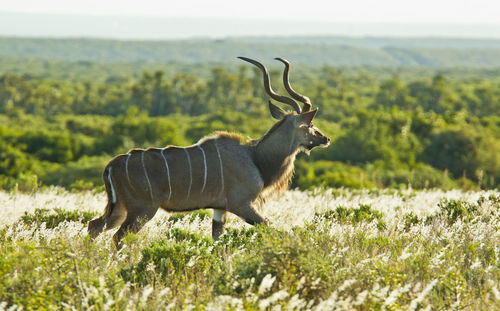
top-left (2, 37), bottom-right (500, 67)
top-left (294, 160), bottom-right (375, 189)
top-left (167, 210), bottom-right (212, 224)
top-left (314, 204), bottom-right (387, 230)
top-left (0, 56), bottom-right (500, 191)
top-left (1, 188), bottom-right (499, 309)
top-left (436, 199), bottom-right (480, 225)
top-left (19, 208), bottom-right (98, 229)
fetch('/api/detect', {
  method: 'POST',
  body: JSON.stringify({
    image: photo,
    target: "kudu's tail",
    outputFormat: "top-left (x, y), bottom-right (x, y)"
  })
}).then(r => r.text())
top-left (88, 166), bottom-right (117, 238)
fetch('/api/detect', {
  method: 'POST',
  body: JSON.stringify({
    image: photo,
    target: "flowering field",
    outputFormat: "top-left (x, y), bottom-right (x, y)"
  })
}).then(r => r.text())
top-left (0, 188), bottom-right (499, 310)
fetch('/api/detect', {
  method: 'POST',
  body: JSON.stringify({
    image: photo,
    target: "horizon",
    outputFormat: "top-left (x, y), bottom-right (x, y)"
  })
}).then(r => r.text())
top-left (1, 11), bottom-right (500, 40)
top-left (2, 0), bottom-right (500, 23)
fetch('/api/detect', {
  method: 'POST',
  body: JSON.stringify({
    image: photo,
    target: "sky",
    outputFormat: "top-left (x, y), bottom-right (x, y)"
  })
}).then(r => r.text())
top-left (1, 0), bottom-right (499, 39)
top-left (2, 0), bottom-right (500, 24)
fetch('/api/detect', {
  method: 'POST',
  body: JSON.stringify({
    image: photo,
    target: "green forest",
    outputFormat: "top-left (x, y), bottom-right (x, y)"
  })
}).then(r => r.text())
top-left (1, 37), bottom-right (500, 191)
top-left (2, 36), bottom-right (500, 67)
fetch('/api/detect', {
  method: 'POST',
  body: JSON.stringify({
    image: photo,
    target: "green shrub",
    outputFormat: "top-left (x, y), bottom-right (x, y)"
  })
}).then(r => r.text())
top-left (366, 162), bottom-right (458, 189)
top-left (167, 210), bottom-right (212, 224)
top-left (37, 155), bottom-right (109, 189)
top-left (0, 173), bottom-right (40, 192)
top-left (294, 160), bottom-right (375, 189)
top-left (19, 208), bottom-right (98, 229)
top-left (315, 204), bottom-right (387, 230)
top-left (18, 130), bottom-right (74, 163)
top-left (215, 226), bottom-right (262, 249)
top-left (120, 228), bottom-right (220, 303)
top-left (437, 199), bottom-right (478, 224)
top-left (0, 240), bottom-right (87, 309)
top-left (420, 127), bottom-right (481, 180)
top-left (69, 179), bottom-right (95, 191)
top-left (403, 212), bottom-right (421, 230)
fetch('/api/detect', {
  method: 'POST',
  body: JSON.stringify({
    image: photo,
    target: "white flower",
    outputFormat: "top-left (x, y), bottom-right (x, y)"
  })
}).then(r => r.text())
top-left (408, 279), bottom-right (438, 311)
top-left (258, 290), bottom-right (289, 310)
top-left (258, 274), bottom-right (276, 295)
top-left (470, 259), bottom-right (482, 270)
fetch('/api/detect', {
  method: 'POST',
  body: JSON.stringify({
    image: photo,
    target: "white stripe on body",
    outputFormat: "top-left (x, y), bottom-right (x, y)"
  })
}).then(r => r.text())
top-left (161, 148), bottom-right (172, 200)
top-left (108, 167), bottom-right (117, 204)
top-left (125, 153), bottom-right (132, 185)
top-left (141, 151), bottom-right (154, 202)
top-left (197, 145), bottom-right (207, 193)
top-left (214, 142), bottom-right (224, 197)
top-left (184, 148), bottom-right (193, 201)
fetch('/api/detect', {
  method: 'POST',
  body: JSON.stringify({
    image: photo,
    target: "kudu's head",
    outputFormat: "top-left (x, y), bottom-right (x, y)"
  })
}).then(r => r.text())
top-left (238, 57), bottom-right (330, 154)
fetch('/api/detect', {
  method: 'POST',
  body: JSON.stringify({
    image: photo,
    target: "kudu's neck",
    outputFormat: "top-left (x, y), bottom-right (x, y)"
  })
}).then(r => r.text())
top-left (253, 122), bottom-right (299, 188)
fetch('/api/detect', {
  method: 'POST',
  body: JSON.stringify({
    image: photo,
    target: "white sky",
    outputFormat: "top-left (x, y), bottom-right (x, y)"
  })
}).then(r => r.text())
top-left (2, 0), bottom-right (500, 24)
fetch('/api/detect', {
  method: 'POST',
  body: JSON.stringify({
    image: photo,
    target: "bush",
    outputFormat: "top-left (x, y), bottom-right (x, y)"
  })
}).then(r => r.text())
top-left (420, 127), bottom-right (480, 180)
top-left (120, 228), bottom-right (220, 303)
top-left (222, 226), bottom-right (337, 300)
top-left (294, 160), bottom-right (374, 189)
top-left (167, 210), bottom-right (212, 224)
top-left (37, 155), bottom-right (109, 189)
top-left (367, 162), bottom-right (458, 189)
top-left (437, 199), bottom-right (478, 224)
top-left (0, 173), bottom-right (39, 192)
top-left (18, 130), bottom-right (74, 163)
top-left (314, 204), bottom-right (386, 230)
top-left (0, 241), bottom-right (81, 308)
top-left (19, 208), bottom-right (98, 229)
top-left (0, 139), bottom-right (32, 177)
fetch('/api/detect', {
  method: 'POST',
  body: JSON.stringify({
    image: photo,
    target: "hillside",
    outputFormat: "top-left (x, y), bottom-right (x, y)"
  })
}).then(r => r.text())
top-left (1, 36), bottom-right (500, 67)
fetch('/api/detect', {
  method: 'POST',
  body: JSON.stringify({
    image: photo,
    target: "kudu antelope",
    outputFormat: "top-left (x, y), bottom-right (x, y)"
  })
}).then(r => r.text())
top-left (88, 57), bottom-right (330, 247)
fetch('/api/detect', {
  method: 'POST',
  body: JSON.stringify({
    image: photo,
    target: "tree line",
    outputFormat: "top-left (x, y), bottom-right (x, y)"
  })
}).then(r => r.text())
top-left (2, 37), bottom-right (500, 67)
top-left (1, 63), bottom-right (499, 191)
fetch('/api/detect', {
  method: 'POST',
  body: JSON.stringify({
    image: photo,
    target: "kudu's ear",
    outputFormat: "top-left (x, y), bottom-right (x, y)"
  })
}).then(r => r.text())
top-left (299, 109), bottom-right (317, 125)
top-left (268, 100), bottom-right (286, 120)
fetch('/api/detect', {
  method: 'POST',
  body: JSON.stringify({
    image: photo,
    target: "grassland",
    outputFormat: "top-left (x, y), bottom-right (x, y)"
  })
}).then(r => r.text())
top-left (0, 188), bottom-right (499, 310)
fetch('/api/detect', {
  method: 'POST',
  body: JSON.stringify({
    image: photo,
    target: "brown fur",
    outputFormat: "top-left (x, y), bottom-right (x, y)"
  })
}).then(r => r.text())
top-left (214, 126), bottom-right (296, 209)
top-left (210, 126), bottom-right (295, 203)
top-left (88, 59), bottom-right (330, 248)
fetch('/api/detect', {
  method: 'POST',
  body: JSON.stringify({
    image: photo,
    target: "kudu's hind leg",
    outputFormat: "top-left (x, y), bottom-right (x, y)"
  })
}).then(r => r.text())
top-left (212, 209), bottom-right (228, 240)
top-left (88, 201), bottom-right (127, 240)
top-left (113, 204), bottom-right (158, 248)
top-left (88, 217), bottom-right (105, 240)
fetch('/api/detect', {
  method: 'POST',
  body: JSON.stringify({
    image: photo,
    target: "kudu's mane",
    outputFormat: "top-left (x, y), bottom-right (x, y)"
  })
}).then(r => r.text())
top-left (209, 117), bottom-right (287, 145)
top-left (206, 131), bottom-right (246, 143)
top-left (253, 122), bottom-right (297, 207)
top-left (243, 116), bottom-right (298, 207)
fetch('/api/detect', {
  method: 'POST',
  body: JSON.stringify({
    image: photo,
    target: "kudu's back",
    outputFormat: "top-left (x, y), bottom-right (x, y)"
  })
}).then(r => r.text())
top-left (121, 135), bottom-right (259, 209)
top-left (88, 134), bottom-right (264, 246)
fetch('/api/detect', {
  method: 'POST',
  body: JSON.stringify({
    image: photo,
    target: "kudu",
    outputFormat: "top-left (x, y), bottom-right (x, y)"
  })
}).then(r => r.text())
top-left (88, 57), bottom-right (330, 247)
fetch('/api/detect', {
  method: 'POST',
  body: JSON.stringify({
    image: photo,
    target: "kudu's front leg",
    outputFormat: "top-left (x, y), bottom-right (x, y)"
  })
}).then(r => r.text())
top-left (230, 202), bottom-right (268, 226)
top-left (211, 204), bottom-right (268, 241)
top-left (217, 184), bottom-right (267, 239)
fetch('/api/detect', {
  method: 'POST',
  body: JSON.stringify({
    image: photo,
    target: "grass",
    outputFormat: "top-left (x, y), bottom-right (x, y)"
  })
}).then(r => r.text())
top-left (0, 188), bottom-right (499, 309)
